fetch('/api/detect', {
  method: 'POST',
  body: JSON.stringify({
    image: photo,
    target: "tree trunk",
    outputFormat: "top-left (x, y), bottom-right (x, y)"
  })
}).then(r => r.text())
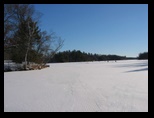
top-left (24, 48), bottom-right (29, 69)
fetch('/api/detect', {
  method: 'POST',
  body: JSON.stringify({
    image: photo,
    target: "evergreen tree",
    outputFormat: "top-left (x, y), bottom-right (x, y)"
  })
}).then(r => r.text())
top-left (4, 4), bottom-right (64, 70)
top-left (50, 50), bottom-right (127, 63)
top-left (138, 52), bottom-right (148, 59)
top-left (11, 17), bottom-right (41, 64)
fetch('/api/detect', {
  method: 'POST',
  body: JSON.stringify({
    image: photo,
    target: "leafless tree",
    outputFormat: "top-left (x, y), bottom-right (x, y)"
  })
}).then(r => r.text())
top-left (4, 4), bottom-right (64, 70)
top-left (34, 31), bottom-right (64, 66)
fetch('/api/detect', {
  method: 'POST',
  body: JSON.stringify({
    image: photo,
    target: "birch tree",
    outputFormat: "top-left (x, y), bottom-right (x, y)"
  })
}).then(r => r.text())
top-left (4, 4), bottom-right (64, 69)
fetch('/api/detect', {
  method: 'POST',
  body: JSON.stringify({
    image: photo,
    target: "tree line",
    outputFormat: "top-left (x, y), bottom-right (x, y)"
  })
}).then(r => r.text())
top-left (50, 50), bottom-right (127, 63)
top-left (4, 4), bottom-right (64, 69)
top-left (4, 5), bottom-right (147, 67)
top-left (50, 50), bottom-right (148, 63)
top-left (138, 52), bottom-right (148, 59)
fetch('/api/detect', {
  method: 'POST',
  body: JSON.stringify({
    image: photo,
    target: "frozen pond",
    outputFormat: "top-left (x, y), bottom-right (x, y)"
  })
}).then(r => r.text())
top-left (4, 60), bottom-right (148, 112)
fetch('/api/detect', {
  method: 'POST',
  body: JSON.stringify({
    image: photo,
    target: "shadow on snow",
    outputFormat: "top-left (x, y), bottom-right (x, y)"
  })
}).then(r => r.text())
top-left (113, 60), bottom-right (148, 73)
top-left (124, 67), bottom-right (148, 73)
top-left (114, 61), bottom-right (148, 68)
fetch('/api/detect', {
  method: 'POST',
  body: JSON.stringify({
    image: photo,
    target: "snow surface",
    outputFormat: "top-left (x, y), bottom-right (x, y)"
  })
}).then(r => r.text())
top-left (4, 60), bottom-right (148, 112)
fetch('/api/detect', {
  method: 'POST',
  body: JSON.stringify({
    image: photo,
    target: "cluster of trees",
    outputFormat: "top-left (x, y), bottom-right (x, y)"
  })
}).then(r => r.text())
top-left (50, 50), bottom-right (127, 63)
top-left (4, 4), bottom-right (64, 69)
top-left (138, 52), bottom-right (148, 59)
top-left (4, 5), bottom-right (147, 67)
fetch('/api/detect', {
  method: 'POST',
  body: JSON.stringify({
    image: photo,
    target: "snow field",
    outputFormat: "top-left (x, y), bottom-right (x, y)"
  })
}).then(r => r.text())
top-left (4, 60), bottom-right (148, 112)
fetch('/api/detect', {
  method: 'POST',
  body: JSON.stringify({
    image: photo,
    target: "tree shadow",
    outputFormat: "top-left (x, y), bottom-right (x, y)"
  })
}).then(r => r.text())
top-left (114, 61), bottom-right (148, 68)
top-left (124, 67), bottom-right (148, 73)
top-left (112, 60), bottom-right (148, 73)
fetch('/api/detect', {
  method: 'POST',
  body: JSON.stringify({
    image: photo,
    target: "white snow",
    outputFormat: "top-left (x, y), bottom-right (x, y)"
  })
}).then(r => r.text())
top-left (4, 60), bottom-right (148, 112)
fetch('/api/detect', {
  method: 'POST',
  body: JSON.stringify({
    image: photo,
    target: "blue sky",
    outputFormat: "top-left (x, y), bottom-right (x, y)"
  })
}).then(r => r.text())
top-left (34, 4), bottom-right (148, 57)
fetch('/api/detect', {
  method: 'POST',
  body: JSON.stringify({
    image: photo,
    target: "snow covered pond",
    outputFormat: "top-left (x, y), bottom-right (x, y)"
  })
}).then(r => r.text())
top-left (4, 60), bottom-right (148, 112)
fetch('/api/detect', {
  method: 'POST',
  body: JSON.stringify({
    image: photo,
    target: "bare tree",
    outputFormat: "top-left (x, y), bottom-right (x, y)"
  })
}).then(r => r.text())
top-left (24, 17), bottom-right (38, 69)
top-left (4, 5), bottom-right (34, 53)
top-left (34, 31), bottom-right (64, 66)
top-left (4, 4), bottom-right (64, 70)
top-left (4, 4), bottom-right (40, 68)
top-left (4, 4), bottom-right (16, 49)
top-left (42, 38), bottom-right (64, 65)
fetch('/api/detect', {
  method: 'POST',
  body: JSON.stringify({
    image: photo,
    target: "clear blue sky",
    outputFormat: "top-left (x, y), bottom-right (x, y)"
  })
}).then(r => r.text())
top-left (34, 4), bottom-right (148, 57)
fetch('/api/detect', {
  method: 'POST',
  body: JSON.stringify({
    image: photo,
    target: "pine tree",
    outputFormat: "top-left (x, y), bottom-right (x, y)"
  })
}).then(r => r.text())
top-left (4, 4), bottom-right (64, 70)
top-left (11, 17), bottom-right (41, 65)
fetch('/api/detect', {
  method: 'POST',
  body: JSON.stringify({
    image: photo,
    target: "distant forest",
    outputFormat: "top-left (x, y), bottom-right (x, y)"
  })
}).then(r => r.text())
top-left (138, 52), bottom-right (148, 59)
top-left (49, 50), bottom-right (135, 63)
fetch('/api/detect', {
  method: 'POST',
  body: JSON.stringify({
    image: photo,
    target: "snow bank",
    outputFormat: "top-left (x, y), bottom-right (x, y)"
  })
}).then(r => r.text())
top-left (4, 62), bottom-right (24, 71)
top-left (4, 60), bottom-right (148, 112)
